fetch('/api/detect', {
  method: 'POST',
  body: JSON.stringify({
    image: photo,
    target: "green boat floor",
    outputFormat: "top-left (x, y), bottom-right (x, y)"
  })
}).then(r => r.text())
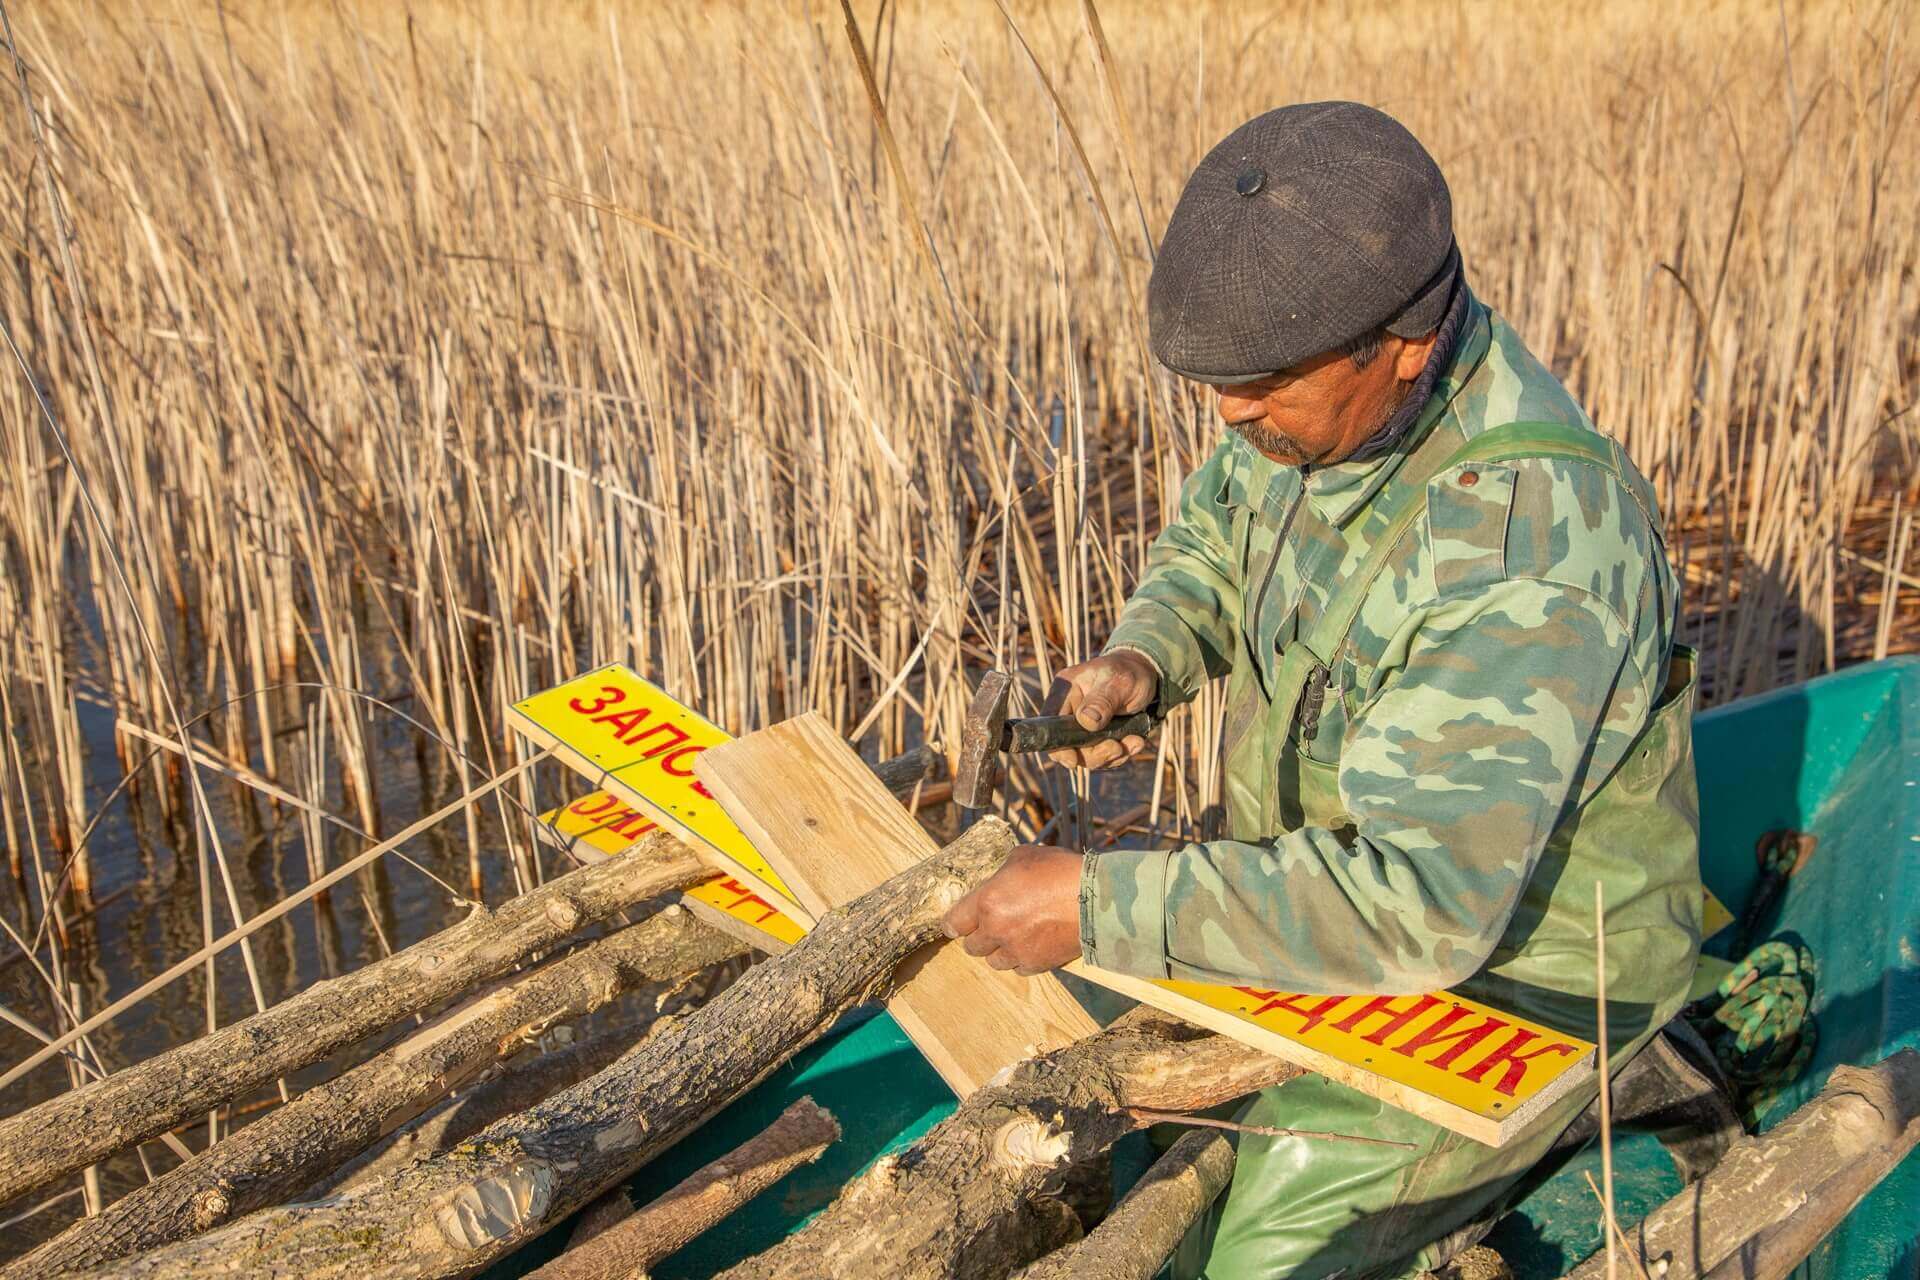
top-left (490, 1010), bottom-right (955, 1279)
top-left (1489, 656), bottom-right (1920, 1278)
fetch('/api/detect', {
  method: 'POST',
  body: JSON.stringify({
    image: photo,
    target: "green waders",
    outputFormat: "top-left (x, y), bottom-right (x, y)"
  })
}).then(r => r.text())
top-left (1174, 422), bottom-right (1703, 1280)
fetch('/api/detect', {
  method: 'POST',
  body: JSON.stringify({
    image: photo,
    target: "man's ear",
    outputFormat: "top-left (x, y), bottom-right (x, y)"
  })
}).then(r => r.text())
top-left (1393, 329), bottom-right (1440, 381)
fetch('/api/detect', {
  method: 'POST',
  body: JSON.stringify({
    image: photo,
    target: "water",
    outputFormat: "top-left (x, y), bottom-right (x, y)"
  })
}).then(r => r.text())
top-left (0, 648), bottom-right (1163, 1254)
top-left (0, 685), bottom-right (555, 1245)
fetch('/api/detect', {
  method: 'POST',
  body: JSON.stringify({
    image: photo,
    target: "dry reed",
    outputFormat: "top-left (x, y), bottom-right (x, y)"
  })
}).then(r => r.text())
top-left (0, 0), bottom-right (1913, 1250)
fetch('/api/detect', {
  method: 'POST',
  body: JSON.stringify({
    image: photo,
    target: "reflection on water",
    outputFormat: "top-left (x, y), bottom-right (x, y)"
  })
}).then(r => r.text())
top-left (0, 692), bottom-right (566, 1246)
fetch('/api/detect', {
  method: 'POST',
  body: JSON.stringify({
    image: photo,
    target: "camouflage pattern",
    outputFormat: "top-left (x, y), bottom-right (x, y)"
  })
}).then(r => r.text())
top-left (1169, 1050), bottom-right (1611, 1279)
top-left (1083, 287), bottom-right (1703, 1047)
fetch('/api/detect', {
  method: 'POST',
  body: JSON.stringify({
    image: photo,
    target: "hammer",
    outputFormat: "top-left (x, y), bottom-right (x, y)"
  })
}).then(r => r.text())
top-left (953, 669), bottom-right (1162, 809)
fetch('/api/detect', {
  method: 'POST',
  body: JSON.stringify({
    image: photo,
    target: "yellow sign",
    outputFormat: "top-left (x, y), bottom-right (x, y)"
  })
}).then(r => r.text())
top-left (684, 875), bottom-right (808, 947)
top-left (1702, 886), bottom-right (1736, 940)
top-left (532, 789), bottom-right (806, 949)
top-left (516, 668), bottom-right (1612, 1144)
top-left (511, 664), bottom-right (799, 910)
top-left (533, 789), bottom-right (662, 860)
top-left (1138, 976), bottom-right (1592, 1142)
top-left (1081, 889), bottom-right (1736, 1143)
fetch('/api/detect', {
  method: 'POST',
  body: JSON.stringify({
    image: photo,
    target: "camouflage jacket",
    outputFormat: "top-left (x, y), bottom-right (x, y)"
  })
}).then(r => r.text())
top-left (1083, 288), bottom-right (1701, 1033)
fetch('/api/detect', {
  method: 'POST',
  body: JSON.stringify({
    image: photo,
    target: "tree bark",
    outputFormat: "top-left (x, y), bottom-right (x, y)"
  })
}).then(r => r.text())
top-left (99, 817), bottom-right (1017, 1280)
top-left (529, 1096), bottom-right (839, 1280)
top-left (1016, 1130), bottom-right (1234, 1280)
top-left (0, 835), bottom-right (709, 1210)
top-left (305, 974), bottom-right (741, 1202)
top-left (1430, 1246), bottom-right (1512, 1280)
top-left (13, 907), bottom-right (748, 1276)
top-left (721, 1006), bottom-right (1301, 1280)
top-left (868, 744), bottom-right (939, 795)
top-left (1564, 1049), bottom-right (1920, 1280)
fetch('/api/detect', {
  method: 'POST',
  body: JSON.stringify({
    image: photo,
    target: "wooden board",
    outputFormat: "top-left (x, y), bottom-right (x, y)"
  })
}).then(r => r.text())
top-left (1061, 964), bottom-right (1591, 1146)
top-left (519, 677), bottom-right (1727, 1145)
top-left (532, 791), bottom-right (804, 952)
top-left (697, 712), bottom-right (1607, 1147)
top-left (694, 712), bottom-right (1102, 1094)
top-left (510, 664), bottom-right (807, 921)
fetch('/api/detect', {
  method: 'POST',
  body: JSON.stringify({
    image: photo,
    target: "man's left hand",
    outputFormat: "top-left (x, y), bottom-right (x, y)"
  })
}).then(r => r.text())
top-left (941, 844), bottom-right (1084, 976)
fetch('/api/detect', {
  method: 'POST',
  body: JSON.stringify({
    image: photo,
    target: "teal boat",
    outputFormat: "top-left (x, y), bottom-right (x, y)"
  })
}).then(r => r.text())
top-left (501, 656), bottom-right (1920, 1279)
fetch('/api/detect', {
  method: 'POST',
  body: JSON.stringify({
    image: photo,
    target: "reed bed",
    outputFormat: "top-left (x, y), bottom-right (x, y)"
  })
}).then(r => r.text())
top-left (0, 0), bottom-right (1914, 1251)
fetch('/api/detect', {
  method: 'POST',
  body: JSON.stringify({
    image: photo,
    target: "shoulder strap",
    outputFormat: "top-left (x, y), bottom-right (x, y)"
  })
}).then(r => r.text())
top-left (1449, 419), bottom-right (1620, 471)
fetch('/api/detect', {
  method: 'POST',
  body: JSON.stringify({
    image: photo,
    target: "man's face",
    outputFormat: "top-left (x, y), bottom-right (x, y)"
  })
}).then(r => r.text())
top-left (1211, 333), bottom-right (1430, 467)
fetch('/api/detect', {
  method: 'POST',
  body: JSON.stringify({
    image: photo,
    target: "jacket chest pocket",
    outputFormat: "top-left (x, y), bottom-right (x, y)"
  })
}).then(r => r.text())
top-left (1229, 502), bottom-right (1254, 579)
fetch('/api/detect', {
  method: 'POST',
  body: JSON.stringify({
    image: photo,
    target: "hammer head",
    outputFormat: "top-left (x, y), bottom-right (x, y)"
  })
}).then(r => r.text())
top-left (954, 669), bottom-right (1012, 809)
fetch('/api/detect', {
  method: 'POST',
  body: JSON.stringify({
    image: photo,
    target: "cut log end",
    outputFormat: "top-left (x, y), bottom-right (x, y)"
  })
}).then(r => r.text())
top-left (190, 1185), bottom-right (232, 1232)
top-left (430, 1160), bottom-right (557, 1251)
top-left (992, 1116), bottom-right (1074, 1173)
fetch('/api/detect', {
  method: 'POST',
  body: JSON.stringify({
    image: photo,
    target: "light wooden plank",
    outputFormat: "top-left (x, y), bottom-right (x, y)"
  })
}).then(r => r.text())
top-left (692, 711), bottom-right (936, 919)
top-left (515, 674), bottom-right (1599, 1144)
top-left (696, 712), bottom-right (1102, 1095)
top-left (699, 711), bottom-right (1599, 1145)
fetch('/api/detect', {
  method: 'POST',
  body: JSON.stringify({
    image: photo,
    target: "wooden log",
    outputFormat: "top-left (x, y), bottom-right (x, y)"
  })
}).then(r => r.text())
top-left (868, 743), bottom-right (940, 795)
top-left (99, 817), bottom-right (1018, 1280)
top-left (1016, 1130), bottom-right (1234, 1280)
top-left (11, 907), bottom-right (749, 1276)
top-left (1564, 1048), bottom-right (1920, 1280)
top-left (0, 835), bottom-right (709, 1209)
top-left (305, 1028), bottom-right (637, 1199)
top-left (720, 1006), bottom-right (1301, 1280)
top-left (306, 962), bottom-right (747, 1200)
top-left (529, 1096), bottom-right (839, 1280)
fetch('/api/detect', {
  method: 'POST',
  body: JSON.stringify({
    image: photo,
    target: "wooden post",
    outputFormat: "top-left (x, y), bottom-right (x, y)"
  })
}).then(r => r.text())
top-left (8, 908), bottom-right (748, 1276)
top-left (304, 994), bottom-right (734, 1200)
top-left (1017, 1130), bottom-right (1234, 1280)
top-left (719, 1006), bottom-right (1300, 1280)
top-left (96, 819), bottom-right (1019, 1280)
top-left (0, 834), bottom-right (709, 1208)
top-left (1563, 1049), bottom-right (1920, 1280)
top-left (530, 1097), bottom-right (839, 1280)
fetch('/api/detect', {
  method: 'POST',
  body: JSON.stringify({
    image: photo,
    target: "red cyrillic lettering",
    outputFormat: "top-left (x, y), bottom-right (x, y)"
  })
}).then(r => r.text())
top-left (1391, 1006), bottom-right (1508, 1071)
top-left (718, 878), bottom-right (779, 923)
top-left (661, 745), bottom-right (705, 777)
top-left (568, 685), bottom-right (625, 716)
top-left (1242, 991), bottom-right (1348, 1034)
top-left (567, 793), bottom-right (619, 816)
top-left (1458, 1030), bottom-right (1580, 1097)
top-left (630, 724), bottom-right (691, 758)
top-left (1330, 994), bottom-right (1444, 1046)
top-left (605, 808), bottom-right (658, 838)
top-left (591, 706), bottom-right (649, 739)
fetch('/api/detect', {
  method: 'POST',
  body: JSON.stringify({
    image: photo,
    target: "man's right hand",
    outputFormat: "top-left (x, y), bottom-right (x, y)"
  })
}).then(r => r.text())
top-left (1042, 650), bottom-right (1161, 769)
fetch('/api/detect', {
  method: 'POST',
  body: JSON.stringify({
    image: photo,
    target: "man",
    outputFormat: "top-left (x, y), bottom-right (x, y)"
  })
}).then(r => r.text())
top-left (943, 102), bottom-right (1704, 1278)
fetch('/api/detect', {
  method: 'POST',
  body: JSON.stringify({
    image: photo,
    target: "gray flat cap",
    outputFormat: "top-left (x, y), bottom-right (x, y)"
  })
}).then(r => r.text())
top-left (1148, 102), bottom-right (1455, 382)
